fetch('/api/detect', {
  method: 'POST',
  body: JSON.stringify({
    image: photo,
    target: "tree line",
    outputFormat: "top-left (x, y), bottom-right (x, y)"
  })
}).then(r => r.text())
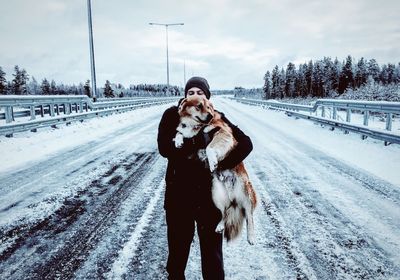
top-left (262, 56), bottom-right (400, 99)
top-left (0, 65), bottom-right (181, 98)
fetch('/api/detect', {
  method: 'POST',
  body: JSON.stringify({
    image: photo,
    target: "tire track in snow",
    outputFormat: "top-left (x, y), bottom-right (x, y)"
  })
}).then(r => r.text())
top-left (0, 152), bottom-right (160, 279)
top-left (107, 179), bottom-right (165, 279)
top-left (73, 156), bottom-right (167, 279)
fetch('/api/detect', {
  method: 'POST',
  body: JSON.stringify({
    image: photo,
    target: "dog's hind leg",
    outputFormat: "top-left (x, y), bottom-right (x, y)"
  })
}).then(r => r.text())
top-left (211, 176), bottom-right (230, 233)
top-left (244, 180), bottom-right (257, 245)
top-left (245, 206), bottom-right (255, 245)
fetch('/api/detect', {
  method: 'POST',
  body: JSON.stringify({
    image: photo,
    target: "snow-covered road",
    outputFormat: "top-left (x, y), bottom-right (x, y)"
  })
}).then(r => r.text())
top-left (0, 97), bottom-right (399, 279)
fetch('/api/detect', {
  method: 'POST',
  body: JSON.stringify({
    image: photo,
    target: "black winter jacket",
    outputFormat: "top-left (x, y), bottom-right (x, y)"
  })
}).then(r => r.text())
top-left (157, 104), bottom-right (253, 217)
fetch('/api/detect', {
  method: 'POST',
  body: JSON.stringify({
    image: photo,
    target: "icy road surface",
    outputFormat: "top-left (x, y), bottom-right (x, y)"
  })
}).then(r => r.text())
top-left (0, 97), bottom-right (399, 279)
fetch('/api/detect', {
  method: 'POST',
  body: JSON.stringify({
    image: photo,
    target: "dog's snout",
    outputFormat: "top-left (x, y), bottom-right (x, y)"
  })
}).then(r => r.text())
top-left (206, 113), bottom-right (213, 123)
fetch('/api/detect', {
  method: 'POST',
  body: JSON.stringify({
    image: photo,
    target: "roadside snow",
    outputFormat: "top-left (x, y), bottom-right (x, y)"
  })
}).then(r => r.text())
top-left (220, 97), bottom-right (400, 186)
top-left (0, 103), bottom-right (172, 175)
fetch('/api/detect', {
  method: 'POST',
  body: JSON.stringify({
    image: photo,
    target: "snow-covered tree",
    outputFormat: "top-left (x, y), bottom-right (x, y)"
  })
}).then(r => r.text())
top-left (296, 63), bottom-right (308, 97)
top-left (354, 57), bottom-right (368, 88)
top-left (285, 62), bottom-right (296, 98)
top-left (395, 63), bottom-right (400, 84)
top-left (305, 60), bottom-right (313, 96)
top-left (271, 65), bottom-right (280, 99)
top-left (279, 68), bottom-right (286, 99)
top-left (11, 65), bottom-right (29, 95)
top-left (41, 78), bottom-right (50, 95)
top-left (387, 63), bottom-right (396, 84)
top-left (367, 59), bottom-right (380, 82)
top-left (103, 80), bottom-right (114, 98)
top-left (50, 80), bottom-right (57, 95)
top-left (263, 71), bottom-right (272, 99)
top-left (28, 76), bottom-right (39, 95)
top-left (338, 56), bottom-right (354, 94)
top-left (0, 67), bottom-right (7, 95)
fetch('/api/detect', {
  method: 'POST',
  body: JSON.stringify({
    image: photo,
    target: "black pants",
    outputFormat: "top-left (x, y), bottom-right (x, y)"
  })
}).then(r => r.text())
top-left (166, 208), bottom-right (224, 280)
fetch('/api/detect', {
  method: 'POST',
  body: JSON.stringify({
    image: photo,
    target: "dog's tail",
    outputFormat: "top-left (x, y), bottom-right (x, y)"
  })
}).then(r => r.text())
top-left (224, 200), bottom-right (245, 242)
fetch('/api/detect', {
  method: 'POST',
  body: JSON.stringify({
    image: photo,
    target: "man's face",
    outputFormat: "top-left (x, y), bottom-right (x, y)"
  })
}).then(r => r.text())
top-left (187, 87), bottom-right (205, 98)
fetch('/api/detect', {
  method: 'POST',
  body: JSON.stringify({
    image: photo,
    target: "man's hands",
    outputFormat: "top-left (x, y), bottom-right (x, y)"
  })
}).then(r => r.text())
top-left (174, 126), bottom-right (220, 157)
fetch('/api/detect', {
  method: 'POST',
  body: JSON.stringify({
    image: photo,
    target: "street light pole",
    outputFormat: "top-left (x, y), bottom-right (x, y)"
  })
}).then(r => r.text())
top-left (87, 0), bottom-right (97, 100)
top-left (149, 22), bottom-right (184, 87)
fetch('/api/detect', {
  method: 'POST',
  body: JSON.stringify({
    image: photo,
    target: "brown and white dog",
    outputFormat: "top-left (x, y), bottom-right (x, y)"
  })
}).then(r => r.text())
top-left (174, 96), bottom-right (257, 244)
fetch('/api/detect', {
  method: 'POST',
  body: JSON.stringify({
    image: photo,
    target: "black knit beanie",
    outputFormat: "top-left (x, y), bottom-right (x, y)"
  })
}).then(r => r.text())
top-left (184, 76), bottom-right (211, 99)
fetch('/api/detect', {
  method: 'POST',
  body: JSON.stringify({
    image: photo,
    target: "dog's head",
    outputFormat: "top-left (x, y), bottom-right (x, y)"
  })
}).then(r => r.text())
top-left (178, 96), bottom-right (214, 124)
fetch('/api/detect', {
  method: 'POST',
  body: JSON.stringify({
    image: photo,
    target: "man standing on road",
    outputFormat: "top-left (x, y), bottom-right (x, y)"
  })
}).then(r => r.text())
top-left (157, 76), bottom-right (253, 280)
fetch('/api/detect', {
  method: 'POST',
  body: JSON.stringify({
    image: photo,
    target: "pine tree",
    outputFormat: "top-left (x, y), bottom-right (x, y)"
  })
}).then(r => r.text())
top-left (271, 65), bottom-right (280, 99)
top-left (312, 61), bottom-right (323, 97)
top-left (28, 76), bottom-right (39, 95)
top-left (387, 63), bottom-right (396, 84)
top-left (331, 58), bottom-right (341, 93)
top-left (279, 68), bottom-right (286, 99)
top-left (41, 78), bottom-right (50, 95)
top-left (50, 80), bottom-right (57, 94)
top-left (338, 56), bottom-right (354, 94)
top-left (305, 60), bottom-right (313, 96)
top-left (395, 63), bottom-right (400, 84)
top-left (285, 62), bottom-right (296, 98)
top-left (380, 65), bottom-right (389, 84)
top-left (0, 67), bottom-right (7, 95)
top-left (354, 57), bottom-right (368, 87)
top-left (297, 63), bottom-right (308, 97)
top-left (367, 59), bottom-right (380, 82)
top-left (11, 65), bottom-right (29, 95)
top-left (263, 71), bottom-right (272, 99)
top-left (104, 80), bottom-right (114, 98)
top-left (84, 80), bottom-right (91, 97)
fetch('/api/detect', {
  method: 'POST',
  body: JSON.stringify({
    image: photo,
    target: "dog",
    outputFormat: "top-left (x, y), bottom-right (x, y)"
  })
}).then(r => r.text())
top-left (174, 96), bottom-right (257, 245)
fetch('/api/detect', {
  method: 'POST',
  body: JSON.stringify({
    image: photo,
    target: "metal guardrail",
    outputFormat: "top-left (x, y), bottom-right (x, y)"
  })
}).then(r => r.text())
top-left (233, 97), bottom-right (400, 145)
top-left (0, 95), bottom-right (178, 136)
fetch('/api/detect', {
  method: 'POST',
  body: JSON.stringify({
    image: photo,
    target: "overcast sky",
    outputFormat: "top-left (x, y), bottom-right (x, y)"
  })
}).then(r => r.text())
top-left (1, 0), bottom-right (399, 89)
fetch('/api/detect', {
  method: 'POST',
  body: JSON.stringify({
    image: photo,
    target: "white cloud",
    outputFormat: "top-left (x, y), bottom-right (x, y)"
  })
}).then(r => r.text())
top-left (0, 0), bottom-right (399, 89)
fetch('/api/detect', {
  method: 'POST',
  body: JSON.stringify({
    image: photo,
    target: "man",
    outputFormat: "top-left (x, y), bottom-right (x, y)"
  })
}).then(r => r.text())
top-left (157, 77), bottom-right (253, 280)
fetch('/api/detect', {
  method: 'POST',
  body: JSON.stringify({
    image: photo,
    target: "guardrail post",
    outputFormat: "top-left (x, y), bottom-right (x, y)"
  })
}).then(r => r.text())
top-left (321, 106), bottom-right (325, 118)
top-left (363, 111), bottom-right (369, 126)
top-left (346, 108), bottom-right (351, 122)
top-left (332, 107), bottom-right (337, 120)
top-left (5, 106), bottom-right (14, 123)
top-left (30, 106), bottom-right (36, 120)
top-left (55, 104), bottom-right (60, 115)
top-left (64, 103), bottom-right (70, 115)
top-left (40, 105), bottom-right (44, 117)
top-left (386, 113), bottom-right (393, 131)
top-left (79, 102), bottom-right (84, 113)
top-left (50, 104), bottom-right (55, 117)
top-left (75, 103), bottom-right (79, 113)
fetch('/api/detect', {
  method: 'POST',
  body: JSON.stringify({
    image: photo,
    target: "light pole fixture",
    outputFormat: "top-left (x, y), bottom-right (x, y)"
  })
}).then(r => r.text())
top-left (87, 0), bottom-right (97, 100)
top-left (149, 22), bottom-right (184, 87)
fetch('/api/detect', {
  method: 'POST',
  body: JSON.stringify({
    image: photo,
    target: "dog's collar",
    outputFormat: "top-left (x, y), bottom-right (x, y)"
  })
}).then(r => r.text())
top-left (195, 116), bottom-right (211, 124)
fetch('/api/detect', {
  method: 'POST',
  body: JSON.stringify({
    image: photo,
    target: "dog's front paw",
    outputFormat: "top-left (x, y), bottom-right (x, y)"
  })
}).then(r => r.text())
top-left (215, 221), bottom-right (225, 233)
top-left (247, 233), bottom-right (255, 245)
top-left (206, 148), bottom-right (218, 172)
top-left (174, 134), bottom-right (184, 148)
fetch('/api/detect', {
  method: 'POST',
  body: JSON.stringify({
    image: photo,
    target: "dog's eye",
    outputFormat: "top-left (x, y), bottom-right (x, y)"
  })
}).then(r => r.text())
top-left (197, 103), bottom-right (203, 109)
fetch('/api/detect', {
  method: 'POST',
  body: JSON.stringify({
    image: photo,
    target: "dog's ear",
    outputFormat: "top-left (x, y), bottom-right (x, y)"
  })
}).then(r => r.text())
top-left (178, 98), bottom-right (187, 113)
top-left (206, 99), bottom-right (215, 112)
